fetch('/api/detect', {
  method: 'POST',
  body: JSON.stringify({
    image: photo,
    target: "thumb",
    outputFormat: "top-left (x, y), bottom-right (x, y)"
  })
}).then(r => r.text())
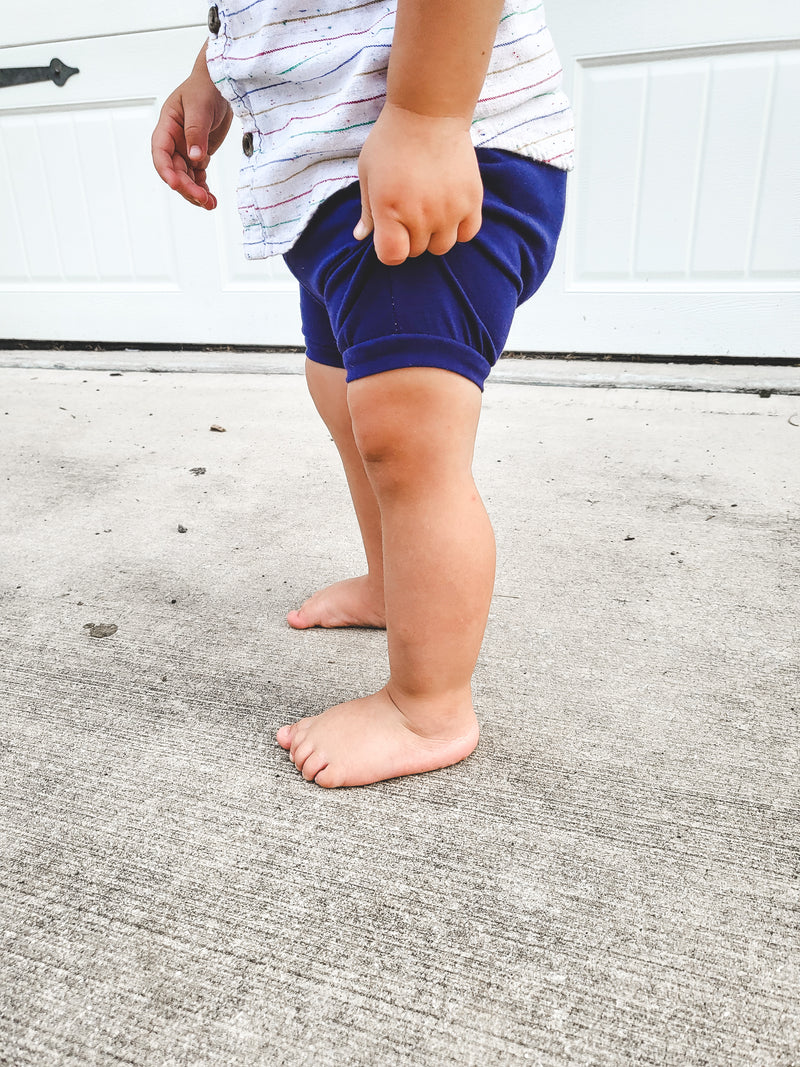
top-left (372, 217), bottom-right (411, 267)
top-left (183, 108), bottom-right (211, 164)
top-left (353, 186), bottom-right (374, 241)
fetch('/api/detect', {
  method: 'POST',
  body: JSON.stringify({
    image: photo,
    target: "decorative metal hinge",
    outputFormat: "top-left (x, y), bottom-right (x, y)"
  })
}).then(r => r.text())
top-left (0, 58), bottom-right (79, 89)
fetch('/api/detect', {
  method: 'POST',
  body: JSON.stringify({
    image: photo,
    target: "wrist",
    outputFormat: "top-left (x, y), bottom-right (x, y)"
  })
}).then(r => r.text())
top-left (379, 100), bottom-right (472, 134)
top-left (190, 41), bottom-right (216, 87)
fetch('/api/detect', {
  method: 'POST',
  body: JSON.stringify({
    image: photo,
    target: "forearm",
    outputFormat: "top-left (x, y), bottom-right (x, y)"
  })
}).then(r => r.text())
top-left (387, 0), bottom-right (505, 122)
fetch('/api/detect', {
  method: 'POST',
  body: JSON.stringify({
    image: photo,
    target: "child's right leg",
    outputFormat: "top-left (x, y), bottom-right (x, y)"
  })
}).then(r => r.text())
top-left (286, 359), bottom-right (386, 630)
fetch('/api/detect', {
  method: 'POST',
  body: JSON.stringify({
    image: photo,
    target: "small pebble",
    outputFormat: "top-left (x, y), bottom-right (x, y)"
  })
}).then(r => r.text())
top-left (83, 623), bottom-right (117, 639)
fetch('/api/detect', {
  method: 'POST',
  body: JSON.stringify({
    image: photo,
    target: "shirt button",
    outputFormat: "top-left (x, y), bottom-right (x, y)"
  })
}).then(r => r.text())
top-left (242, 132), bottom-right (254, 157)
top-left (208, 6), bottom-right (221, 34)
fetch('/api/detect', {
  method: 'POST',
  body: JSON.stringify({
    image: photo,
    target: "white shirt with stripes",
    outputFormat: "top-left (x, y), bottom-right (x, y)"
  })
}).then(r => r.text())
top-left (205, 0), bottom-right (575, 259)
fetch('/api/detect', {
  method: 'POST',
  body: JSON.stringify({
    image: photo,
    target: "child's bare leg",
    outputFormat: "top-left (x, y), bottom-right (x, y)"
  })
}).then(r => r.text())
top-left (287, 359), bottom-right (386, 629)
top-left (277, 367), bottom-right (492, 787)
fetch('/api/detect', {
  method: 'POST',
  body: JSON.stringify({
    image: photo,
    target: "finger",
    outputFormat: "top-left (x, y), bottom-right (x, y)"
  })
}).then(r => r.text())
top-left (154, 148), bottom-right (215, 208)
top-left (152, 121), bottom-right (203, 198)
top-left (426, 229), bottom-right (459, 257)
top-left (373, 217), bottom-right (411, 266)
top-left (151, 122), bottom-right (184, 186)
top-left (194, 169), bottom-right (219, 208)
top-left (353, 181), bottom-right (374, 241)
top-left (353, 214), bottom-right (373, 241)
top-left (152, 104), bottom-right (220, 210)
top-left (406, 225), bottom-right (432, 259)
top-left (193, 187), bottom-right (217, 210)
top-left (457, 208), bottom-right (483, 244)
top-left (170, 163), bottom-right (215, 208)
top-left (208, 106), bottom-right (234, 156)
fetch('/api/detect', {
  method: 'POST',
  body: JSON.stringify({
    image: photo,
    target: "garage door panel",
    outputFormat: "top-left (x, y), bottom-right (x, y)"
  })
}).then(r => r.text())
top-left (569, 43), bottom-right (800, 290)
top-left (0, 27), bottom-right (301, 342)
top-left (569, 67), bottom-right (644, 281)
top-left (691, 53), bottom-right (776, 279)
top-left (635, 60), bottom-right (707, 279)
top-left (1, 103), bottom-right (180, 288)
top-left (751, 51), bottom-right (800, 278)
top-left (26, 111), bottom-right (100, 282)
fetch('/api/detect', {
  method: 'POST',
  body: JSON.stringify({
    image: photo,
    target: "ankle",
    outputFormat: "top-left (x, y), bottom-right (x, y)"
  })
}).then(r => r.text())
top-left (384, 682), bottom-right (477, 737)
top-left (363, 572), bottom-right (385, 606)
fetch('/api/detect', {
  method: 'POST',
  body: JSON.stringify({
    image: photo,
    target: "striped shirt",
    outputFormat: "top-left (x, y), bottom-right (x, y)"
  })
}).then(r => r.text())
top-left (205, 0), bottom-right (574, 259)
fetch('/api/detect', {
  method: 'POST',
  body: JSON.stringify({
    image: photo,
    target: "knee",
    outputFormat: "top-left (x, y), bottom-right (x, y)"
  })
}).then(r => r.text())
top-left (348, 391), bottom-right (428, 492)
top-left (350, 405), bottom-right (416, 483)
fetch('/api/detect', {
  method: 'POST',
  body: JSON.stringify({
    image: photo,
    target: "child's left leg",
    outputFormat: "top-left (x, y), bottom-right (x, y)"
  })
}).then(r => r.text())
top-left (277, 155), bottom-right (567, 786)
top-left (276, 366), bottom-right (493, 787)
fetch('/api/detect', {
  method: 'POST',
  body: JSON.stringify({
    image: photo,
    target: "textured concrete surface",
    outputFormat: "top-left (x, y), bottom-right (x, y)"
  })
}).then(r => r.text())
top-left (1, 364), bottom-right (798, 1066)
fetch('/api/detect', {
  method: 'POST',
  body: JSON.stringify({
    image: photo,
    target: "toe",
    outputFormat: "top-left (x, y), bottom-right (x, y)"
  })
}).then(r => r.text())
top-left (276, 724), bottom-right (293, 749)
top-left (301, 751), bottom-right (329, 783)
top-left (313, 764), bottom-right (343, 789)
top-left (287, 608), bottom-right (311, 629)
top-left (287, 598), bottom-right (318, 629)
top-left (286, 717), bottom-right (312, 758)
top-left (292, 738), bottom-right (314, 771)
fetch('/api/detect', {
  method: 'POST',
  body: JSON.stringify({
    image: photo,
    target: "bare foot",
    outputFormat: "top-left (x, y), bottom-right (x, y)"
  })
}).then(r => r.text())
top-left (275, 687), bottom-right (479, 787)
top-left (287, 575), bottom-right (386, 629)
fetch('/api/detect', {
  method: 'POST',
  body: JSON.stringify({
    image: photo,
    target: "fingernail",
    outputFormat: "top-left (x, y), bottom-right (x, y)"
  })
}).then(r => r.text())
top-left (188, 145), bottom-right (202, 161)
top-left (353, 219), bottom-right (368, 241)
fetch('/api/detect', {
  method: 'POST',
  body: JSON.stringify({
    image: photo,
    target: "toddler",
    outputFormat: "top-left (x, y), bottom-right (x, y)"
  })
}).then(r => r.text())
top-left (152, 0), bottom-right (574, 788)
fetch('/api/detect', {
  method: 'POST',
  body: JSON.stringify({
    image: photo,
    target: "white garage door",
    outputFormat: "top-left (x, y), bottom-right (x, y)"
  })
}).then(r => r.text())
top-left (2, 1), bottom-right (799, 356)
top-left (0, 5), bottom-right (302, 347)
top-left (508, 0), bottom-right (800, 357)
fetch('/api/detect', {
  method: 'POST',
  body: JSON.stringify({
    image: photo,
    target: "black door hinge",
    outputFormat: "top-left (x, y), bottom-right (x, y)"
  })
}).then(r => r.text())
top-left (0, 58), bottom-right (79, 89)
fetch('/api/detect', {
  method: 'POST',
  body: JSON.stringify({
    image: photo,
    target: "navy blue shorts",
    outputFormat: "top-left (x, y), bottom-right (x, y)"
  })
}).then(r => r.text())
top-left (283, 149), bottom-right (567, 391)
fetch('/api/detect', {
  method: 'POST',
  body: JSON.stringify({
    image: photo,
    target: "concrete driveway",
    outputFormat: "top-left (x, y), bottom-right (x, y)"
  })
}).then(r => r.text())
top-left (1, 353), bottom-right (798, 1066)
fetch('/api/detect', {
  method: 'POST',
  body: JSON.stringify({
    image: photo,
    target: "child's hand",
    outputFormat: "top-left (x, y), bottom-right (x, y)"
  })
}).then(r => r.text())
top-left (151, 51), bottom-right (233, 210)
top-left (354, 103), bottom-right (483, 266)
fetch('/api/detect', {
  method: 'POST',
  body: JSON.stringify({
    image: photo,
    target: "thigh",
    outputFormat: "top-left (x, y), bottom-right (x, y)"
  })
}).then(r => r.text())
top-left (346, 366), bottom-right (483, 478)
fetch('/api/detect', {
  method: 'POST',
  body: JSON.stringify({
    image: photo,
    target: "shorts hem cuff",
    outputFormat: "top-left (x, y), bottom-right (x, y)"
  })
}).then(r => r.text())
top-left (343, 335), bottom-right (493, 390)
top-left (305, 346), bottom-right (344, 370)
